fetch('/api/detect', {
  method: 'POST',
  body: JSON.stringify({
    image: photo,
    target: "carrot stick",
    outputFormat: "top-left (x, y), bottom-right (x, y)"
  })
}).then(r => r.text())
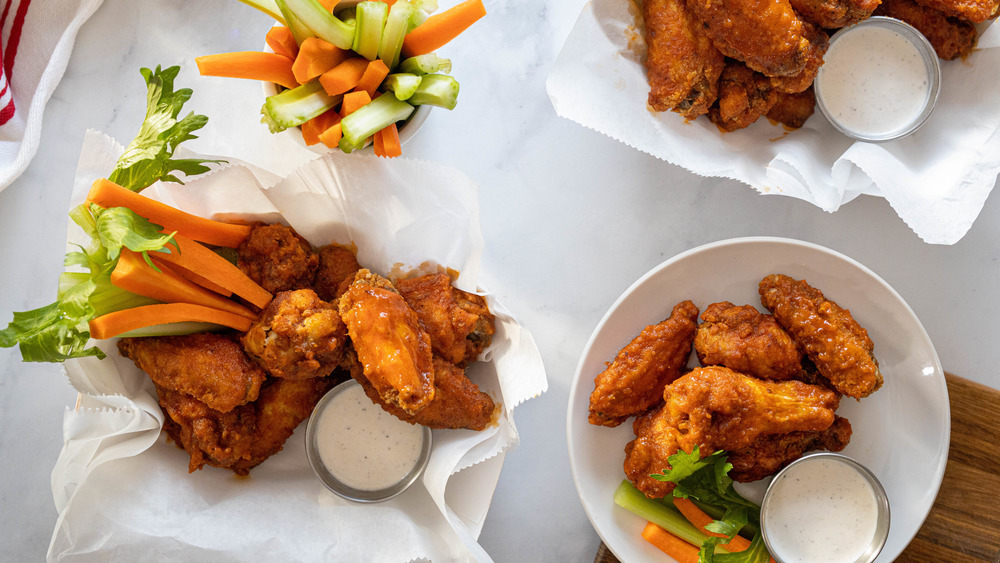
top-left (195, 52), bottom-right (299, 90)
top-left (292, 37), bottom-right (352, 84)
top-left (318, 122), bottom-right (343, 148)
top-left (149, 255), bottom-right (231, 297)
top-left (86, 178), bottom-right (251, 248)
top-left (318, 57), bottom-right (369, 96)
top-left (89, 303), bottom-right (254, 340)
top-left (641, 522), bottom-right (701, 563)
top-left (112, 250), bottom-right (257, 320)
top-left (266, 26), bottom-right (300, 60)
top-left (355, 59), bottom-right (390, 98)
top-left (401, 0), bottom-right (486, 57)
top-left (319, 0), bottom-right (340, 10)
top-left (373, 126), bottom-right (386, 155)
top-left (672, 497), bottom-right (766, 556)
top-left (154, 234), bottom-right (272, 310)
top-left (340, 90), bottom-right (372, 117)
top-left (373, 123), bottom-right (401, 157)
top-left (301, 108), bottom-right (342, 146)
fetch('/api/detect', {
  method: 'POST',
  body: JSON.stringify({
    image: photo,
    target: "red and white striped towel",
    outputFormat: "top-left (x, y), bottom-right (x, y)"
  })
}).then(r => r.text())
top-left (0, 0), bottom-right (103, 192)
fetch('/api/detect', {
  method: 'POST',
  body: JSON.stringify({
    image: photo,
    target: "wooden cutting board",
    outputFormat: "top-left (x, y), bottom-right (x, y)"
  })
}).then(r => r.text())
top-left (593, 373), bottom-right (1000, 563)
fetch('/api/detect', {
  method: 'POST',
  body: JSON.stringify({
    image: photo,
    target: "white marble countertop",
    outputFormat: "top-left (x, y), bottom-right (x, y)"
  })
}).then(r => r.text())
top-left (1, 0), bottom-right (997, 560)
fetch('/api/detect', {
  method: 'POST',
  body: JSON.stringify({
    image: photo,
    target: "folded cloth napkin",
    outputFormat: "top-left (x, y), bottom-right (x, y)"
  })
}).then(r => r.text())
top-left (0, 0), bottom-right (103, 192)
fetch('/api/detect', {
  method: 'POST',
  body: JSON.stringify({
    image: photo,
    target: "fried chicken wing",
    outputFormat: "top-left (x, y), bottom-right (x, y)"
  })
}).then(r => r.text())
top-left (727, 415), bottom-right (852, 481)
top-left (694, 301), bottom-right (804, 380)
top-left (395, 273), bottom-right (495, 367)
top-left (242, 289), bottom-right (347, 380)
top-left (588, 300), bottom-right (699, 428)
top-left (313, 244), bottom-right (362, 302)
top-left (911, 0), bottom-right (998, 22)
top-left (759, 274), bottom-right (882, 399)
top-left (237, 223), bottom-right (318, 294)
top-left (768, 24), bottom-right (829, 95)
top-left (118, 333), bottom-right (265, 413)
top-left (876, 0), bottom-right (978, 60)
top-left (348, 352), bottom-right (496, 430)
top-left (338, 269), bottom-right (435, 414)
top-left (766, 87), bottom-right (816, 129)
top-left (624, 404), bottom-right (681, 499)
top-left (788, 0), bottom-right (878, 28)
top-left (157, 385), bottom-right (257, 473)
top-left (707, 61), bottom-right (778, 132)
top-left (686, 0), bottom-right (812, 77)
top-left (643, 0), bottom-right (726, 117)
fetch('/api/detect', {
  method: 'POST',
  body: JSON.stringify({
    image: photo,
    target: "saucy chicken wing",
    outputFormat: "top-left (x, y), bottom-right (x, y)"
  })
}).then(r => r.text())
top-left (911, 0), bottom-right (998, 22)
top-left (118, 333), bottom-right (265, 413)
top-left (237, 223), bottom-right (318, 294)
top-left (338, 269), bottom-right (435, 414)
top-left (694, 301), bottom-right (804, 380)
top-left (313, 244), bottom-right (362, 302)
top-left (643, 0), bottom-right (726, 117)
top-left (707, 62), bottom-right (778, 132)
top-left (728, 415), bottom-right (852, 481)
top-left (788, 0), bottom-right (878, 28)
top-left (588, 300), bottom-right (699, 428)
top-left (766, 87), bottom-right (816, 129)
top-left (396, 273), bottom-right (495, 367)
top-left (768, 23), bottom-right (829, 95)
top-left (157, 384), bottom-right (257, 473)
top-left (759, 274), bottom-right (883, 399)
top-left (875, 0), bottom-right (978, 60)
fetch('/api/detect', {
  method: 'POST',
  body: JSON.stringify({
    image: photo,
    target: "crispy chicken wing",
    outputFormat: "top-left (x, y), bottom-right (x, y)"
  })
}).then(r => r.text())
top-left (707, 61), bottom-right (778, 132)
top-left (911, 0), bottom-right (998, 22)
top-left (876, 0), bottom-right (978, 60)
top-left (237, 223), bottom-right (318, 294)
top-left (624, 404), bottom-right (682, 498)
top-left (768, 24), bottom-right (829, 94)
top-left (686, 0), bottom-right (812, 77)
top-left (728, 415), bottom-right (852, 481)
top-left (242, 289), bottom-right (347, 380)
top-left (157, 384), bottom-right (257, 473)
top-left (759, 274), bottom-right (882, 399)
top-left (118, 333), bottom-right (265, 413)
top-left (395, 273), bottom-right (495, 367)
top-left (338, 269), bottom-right (435, 414)
top-left (766, 87), bottom-right (816, 129)
top-left (588, 300), bottom-right (699, 427)
top-left (313, 244), bottom-right (362, 302)
top-left (695, 301), bottom-right (804, 380)
top-left (788, 0), bottom-right (878, 28)
top-left (643, 0), bottom-right (726, 117)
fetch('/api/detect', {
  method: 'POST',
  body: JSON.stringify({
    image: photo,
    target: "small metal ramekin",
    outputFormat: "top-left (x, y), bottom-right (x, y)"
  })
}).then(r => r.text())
top-left (305, 379), bottom-right (432, 503)
top-left (815, 16), bottom-right (941, 143)
top-left (760, 452), bottom-right (890, 563)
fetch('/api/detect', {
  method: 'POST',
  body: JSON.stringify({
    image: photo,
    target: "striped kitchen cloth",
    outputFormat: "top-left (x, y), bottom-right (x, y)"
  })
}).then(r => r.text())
top-left (0, 0), bottom-right (103, 192)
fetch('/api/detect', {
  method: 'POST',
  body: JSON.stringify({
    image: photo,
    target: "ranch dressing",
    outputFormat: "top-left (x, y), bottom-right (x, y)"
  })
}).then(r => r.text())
top-left (315, 383), bottom-right (425, 491)
top-left (762, 456), bottom-right (881, 563)
top-left (818, 24), bottom-right (932, 139)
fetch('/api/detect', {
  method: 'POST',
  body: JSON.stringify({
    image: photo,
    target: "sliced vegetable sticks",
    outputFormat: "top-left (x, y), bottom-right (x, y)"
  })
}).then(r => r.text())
top-left (89, 303), bottom-right (254, 340)
top-left (195, 52), bottom-right (299, 90)
top-left (292, 37), bottom-right (352, 83)
top-left (401, 0), bottom-right (486, 57)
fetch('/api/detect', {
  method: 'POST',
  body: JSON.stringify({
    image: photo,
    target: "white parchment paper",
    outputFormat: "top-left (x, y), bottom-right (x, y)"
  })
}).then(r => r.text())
top-left (47, 130), bottom-right (548, 562)
top-left (546, 0), bottom-right (1000, 244)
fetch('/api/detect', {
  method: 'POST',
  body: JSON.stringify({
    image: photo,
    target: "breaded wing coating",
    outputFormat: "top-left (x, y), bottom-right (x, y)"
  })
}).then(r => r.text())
top-left (118, 333), bottom-right (265, 413)
top-left (876, 0), bottom-right (978, 60)
top-left (694, 301), bottom-right (804, 380)
top-left (338, 269), bottom-right (435, 414)
top-left (588, 300), bottom-right (699, 428)
top-left (728, 415), bottom-right (852, 482)
top-left (759, 274), bottom-right (883, 399)
top-left (643, 0), bottom-right (726, 117)
top-left (624, 404), bottom-right (681, 499)
top-left (911, 0), bottom-right (998, 22)
top-left (768, 24), bottom-right (829, 95)
top-left (157, 385), bottom-right (257, 473)
top-left (237, 223), bottom-right (318, 294)
top-left (313, 244), bottom-right (361, 302)
top-left (789, 0), bottom-right (878, 28)
top-left (707, 62), bottom-right (778, 132)
top-left (685, 0), bottom-right (811, 77)
top-left (396, 273), bottom-right (495, 367)
top-left (242, 289), bottom-right (347, 380)
top-left (766, 87), bottom-right (816, 130)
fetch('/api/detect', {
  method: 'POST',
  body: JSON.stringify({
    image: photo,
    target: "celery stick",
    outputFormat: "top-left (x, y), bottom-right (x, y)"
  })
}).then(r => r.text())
top-left (283, 0), bottom-right (356, 49)
top-left (613, 480), bottom-right (708, 547)
top-left (116, 321), bottom-right (225, 338)
top-left (689, 498), bottom-right (759, 538)
top-left (382, 73), bottom-right (422, 100)
top-left (378, 0), bottom-right (416, 69)
top-left (340, 94), bottom-right (414, 147)
top-left (261, 80), bottom-right (343, 132)
top-left (407, 73), bottom-right (459, 109)
top-left (398, 53), bottom-right (452, 75)
top-left (275, 0), bottom-right (315, 44)
top-left (352, 0), bottom-right (389, 61)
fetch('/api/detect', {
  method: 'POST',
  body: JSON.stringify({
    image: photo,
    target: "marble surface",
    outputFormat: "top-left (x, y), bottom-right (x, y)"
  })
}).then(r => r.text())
top-left (1, 0), bottom-right (997, 561)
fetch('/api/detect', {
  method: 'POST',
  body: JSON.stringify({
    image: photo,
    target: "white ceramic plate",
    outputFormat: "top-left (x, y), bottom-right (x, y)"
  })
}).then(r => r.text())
top-left (567, 237), bottom-right (949, 562)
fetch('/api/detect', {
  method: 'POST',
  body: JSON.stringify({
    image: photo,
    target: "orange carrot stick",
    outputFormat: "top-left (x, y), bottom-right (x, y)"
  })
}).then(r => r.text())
top-left (340, 90), bottom-right (372, 117)
top-left (373, 123), bottom-right (402, 157)
top-left (401, 0), bottom-right (486, 57)
top-left (86, 178), bottom-right (252, 249)
top-left (671, 497), bottom-right (770, 557)
top-left (301, 108), bottom-right (343, 146)
top-left (318, 57), bottom-right (369, 96)
top-left (318, 122), bottom-right (343, 148)
top-left (112, 250), bottom-right (257, 320)
top-left (641, 522), bottom-right (701, 563)
top-left (266, 26), bottom-right (300, 59)
top-left (292, 37), bottom-right (352, 84)
top-left (89, 303), bottom-right (253, 340)
top-left (154, 234), bottom-right (272, 310)
top-left (149, 255), bottom-right (231, 297)
top-left (195, 52), bottom-right (299, 90)
top-left (355, 59), bottom-right (390, 98)
top-left (319, 0), bottom-right (340, 10)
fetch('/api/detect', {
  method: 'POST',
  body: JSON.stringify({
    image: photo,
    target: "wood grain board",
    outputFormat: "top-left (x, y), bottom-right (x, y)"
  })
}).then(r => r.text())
top-left (593, 373), bottom-right (1000, 563)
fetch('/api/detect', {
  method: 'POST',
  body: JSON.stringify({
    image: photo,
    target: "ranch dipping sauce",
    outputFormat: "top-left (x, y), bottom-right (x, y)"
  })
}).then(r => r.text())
top-left (761, 453), bottom-right (890, 563)
top-left (816, 17), bottom-right (940, 142)
top-left (306, 380), bottom-right (431, 502)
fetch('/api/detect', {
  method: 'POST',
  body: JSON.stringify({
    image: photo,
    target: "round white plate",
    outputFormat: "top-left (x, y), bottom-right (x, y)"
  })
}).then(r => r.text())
top-left (567, 237), bottom-right (949, 562)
